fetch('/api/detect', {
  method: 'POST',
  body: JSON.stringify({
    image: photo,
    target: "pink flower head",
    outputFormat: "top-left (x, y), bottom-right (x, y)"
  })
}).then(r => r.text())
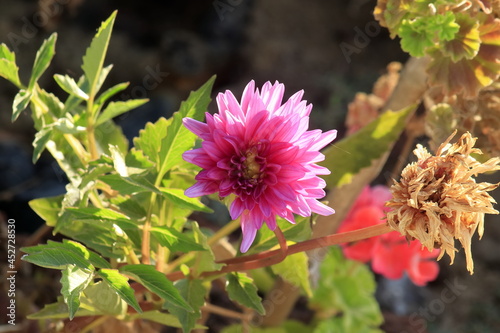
top-left (338, 185), bottom-right (440, 286)
top-left (182, 80), bottom-right (337, 252)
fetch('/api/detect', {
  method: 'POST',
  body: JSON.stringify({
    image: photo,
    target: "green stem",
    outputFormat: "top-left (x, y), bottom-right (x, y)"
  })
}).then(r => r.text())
top-left (165, 218), bottom-right (241, 273)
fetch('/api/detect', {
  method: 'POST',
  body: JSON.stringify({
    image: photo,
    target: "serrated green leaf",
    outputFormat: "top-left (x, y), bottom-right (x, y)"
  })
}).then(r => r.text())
top-left (163, 279), bottom-right (206, 333)
top-left (98, 268), bottom-right (142, 313)
top-left (120, 264), bottom-right (192, 311)
top-left (133, 117), bottom-right (171, 164)
top-left (54, 74), bottom-right (89, 100)
top-left (29, 195), bottom-right (63, 227)
top-left (22, 246), bottom-right (93, 270)
top-left (96, 99), bottom-right (148, 127)
top-left (321, 106), bottom-right (414, 187)
top-left (61, 265), bottom-right (93, 320)
top-left (226, 272), bottom-right (265, 315)
top-left (12, 89), bottom-right (32, 121)
top-left (271, 252), bottom-right (312, 297)
top-left (81, 11), bottom-right (116, 98)
top-left (159, 187), bottom-right (212, 213)
top-left (0, 44), bottom-right (16, 62)
top-left (28, 33), bottom-right (57, 90)
top-left (0, 58), bottom-right (21, 87)
top-left (55, 218), bottom-right (121, 259)
top-left (157, 76), bottom-right (215, 178)
top-left (22, 240), bottom-right (111, 269)
top-left (95, 81), bottom-right (129, 107)
top-left (151, 226), bottom-right (206, 253)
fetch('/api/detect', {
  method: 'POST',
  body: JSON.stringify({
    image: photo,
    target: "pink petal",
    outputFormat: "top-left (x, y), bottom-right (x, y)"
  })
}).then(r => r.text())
top-left (183, 118), bottom-right (209, 136)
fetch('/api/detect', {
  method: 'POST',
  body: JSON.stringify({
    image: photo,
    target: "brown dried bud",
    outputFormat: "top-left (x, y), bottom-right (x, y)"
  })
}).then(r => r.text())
top-left (386, 131), bottom-right (500, 274)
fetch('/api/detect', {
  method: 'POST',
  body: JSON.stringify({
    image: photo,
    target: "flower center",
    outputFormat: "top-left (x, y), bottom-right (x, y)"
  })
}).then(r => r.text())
top-left (243, 150), bottom-right (262, 179)
top-left (228, 145), bottom-right (268, 196)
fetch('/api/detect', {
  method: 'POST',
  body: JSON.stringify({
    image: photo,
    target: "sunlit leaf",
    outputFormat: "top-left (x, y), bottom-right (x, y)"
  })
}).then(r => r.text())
top-left (98, 268), bottom-right (142, 313)
top-left (81, 11), bottom-right (116, 98)
top-left (226, 272), bottom-right (265, 315)
top-left (163, 279), bottom-right (206, 333)
top-left (28, 33), bottom-right (57, 90)
top-left (61, 265), bottom-right (93, 319)
top-left (120, 264), bottom-right (192, 311)
top-left (321, 105), bottom-right (414, 187)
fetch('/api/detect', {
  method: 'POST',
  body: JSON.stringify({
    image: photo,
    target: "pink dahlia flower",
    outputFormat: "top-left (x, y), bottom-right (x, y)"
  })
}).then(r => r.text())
top-left (338, 185), bottom-right (440, 286)
top-left (183, 80), bottom-right (336, 252)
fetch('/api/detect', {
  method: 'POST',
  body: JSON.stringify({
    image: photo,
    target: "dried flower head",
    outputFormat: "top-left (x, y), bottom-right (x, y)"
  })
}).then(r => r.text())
top-left (386, 131), bottom-right (500, 273)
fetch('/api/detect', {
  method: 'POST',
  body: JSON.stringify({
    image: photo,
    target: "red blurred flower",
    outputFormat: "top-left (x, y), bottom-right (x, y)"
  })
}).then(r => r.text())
top-left (338, 185), bottom-right (440, 286)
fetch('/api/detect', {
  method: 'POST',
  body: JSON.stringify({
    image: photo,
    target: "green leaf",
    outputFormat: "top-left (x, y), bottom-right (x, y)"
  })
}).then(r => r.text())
top-left (54, 74), bottom-right (89, 100)
top-left (12, 89), bottom-right (32, 121)
top-left (66, 207), bottom-right (131, 222)
top-left (82, 281), bottom-right (128, 316)
top-left (29, 195), bottom-right (63, 227)
top-left (226, 272), bottom-right (265, 315)
top-left (61, 265), bottom-right (93, 320)
top-left (38, 88), bottom-right (64, 118)
top-left (271, 252), bottom-right (312, 297)
top-left (321, 106), bottom-right (414, 187)
top-left (163, 279), bottom-right (206, 333)
top-left (28, 33), bottom-right (57, 90)
top-left (95, 81), bottom-right (129, 107)
top-left (120, 264), bottom-right (192, 311)
top-left (98, 268), bottom-right (142, 313)
top-left (157, 75), bottom-right (215, 178)
top-left (27, 297), bottom-right (95, 319)
top-left (21, 247), bottom-right (93, 271)
top-left (95, 119), bottom-right (129, 155)
top-left (129, 311), bottom-right (186, 329)
top-left (159, 187), bottom-right (212, 213)
top-left (133, 117), bottom-right (171, 164)
top-left (0, 43), bottom-right (16, 62)
top-left (22, 240), bottom-right (110, 269)
top-left (151, 226), bottom-right (206, 253)
top-left (0, 58), bottom-right (21, 87)
top-left (32, 126), bottom-right (52, 162)
top-left (310, 247), bottom-right (383, 330)
top-left (250, 216), bottom-right (312, 253)
top-left (81, 11), bottom-right (116, 98)
top-left (190, 222), bottom-right (224, 274)
top-left (109, 195), bottom-right (147, 220)
top-left (96, 99), bottom-right (148, 127)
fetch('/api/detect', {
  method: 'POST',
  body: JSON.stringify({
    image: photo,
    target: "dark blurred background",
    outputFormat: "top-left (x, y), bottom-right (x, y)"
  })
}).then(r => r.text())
top-left (1, 1), bottom-right (499, 332)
